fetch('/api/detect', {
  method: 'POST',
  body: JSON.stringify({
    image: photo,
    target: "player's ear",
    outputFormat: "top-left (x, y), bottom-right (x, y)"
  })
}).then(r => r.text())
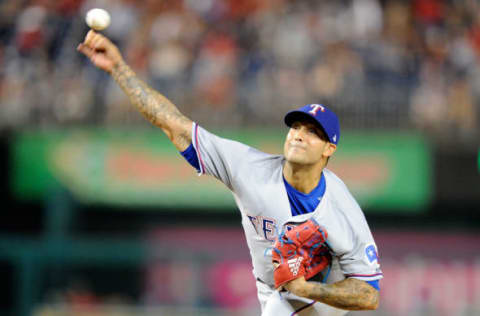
top-left (323, 143), bottom-right (336, 157)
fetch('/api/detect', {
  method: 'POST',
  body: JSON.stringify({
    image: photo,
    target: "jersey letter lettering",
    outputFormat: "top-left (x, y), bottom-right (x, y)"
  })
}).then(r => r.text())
top-left (262, 218), bottom-right (276, 241)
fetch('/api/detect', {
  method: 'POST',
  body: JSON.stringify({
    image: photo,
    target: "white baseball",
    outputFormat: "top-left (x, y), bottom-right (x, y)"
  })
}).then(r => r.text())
top-left (85, 8), bottom-right (111, 31)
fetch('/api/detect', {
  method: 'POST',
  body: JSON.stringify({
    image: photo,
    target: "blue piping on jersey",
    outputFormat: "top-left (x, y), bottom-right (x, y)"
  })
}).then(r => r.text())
top-left (192, 123), bottom-right (205, 174)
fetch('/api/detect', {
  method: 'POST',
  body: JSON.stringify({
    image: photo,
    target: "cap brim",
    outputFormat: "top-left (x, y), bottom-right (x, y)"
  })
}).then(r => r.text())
top-left (284, 111), bottom-right (328, 137)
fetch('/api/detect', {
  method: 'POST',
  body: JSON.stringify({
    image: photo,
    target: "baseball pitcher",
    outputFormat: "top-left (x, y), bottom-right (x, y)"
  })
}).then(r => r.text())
top-left (78, 30), bottom-right (383, 315)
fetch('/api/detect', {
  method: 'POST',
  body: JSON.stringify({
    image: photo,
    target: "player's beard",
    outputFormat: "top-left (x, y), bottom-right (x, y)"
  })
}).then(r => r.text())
top-left (285, 146), bottom-right (320, 166)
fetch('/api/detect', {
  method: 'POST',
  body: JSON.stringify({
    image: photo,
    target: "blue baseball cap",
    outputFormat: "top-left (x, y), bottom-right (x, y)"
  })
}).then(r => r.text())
top-left (284, 104), bottom-right (340, 145)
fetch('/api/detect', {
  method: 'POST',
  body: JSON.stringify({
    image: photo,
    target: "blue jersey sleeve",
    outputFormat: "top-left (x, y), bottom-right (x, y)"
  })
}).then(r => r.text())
top-left (366, 280), bottom-right (380, 291)
top-left (180, 143), bottom-right (200, 172)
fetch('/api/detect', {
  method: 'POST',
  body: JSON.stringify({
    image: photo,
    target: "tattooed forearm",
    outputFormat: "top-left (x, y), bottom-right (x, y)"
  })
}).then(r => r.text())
top-left (111, 60), bottom-right (192, 150)
top-left (293, 278), bottom-right (379, 310)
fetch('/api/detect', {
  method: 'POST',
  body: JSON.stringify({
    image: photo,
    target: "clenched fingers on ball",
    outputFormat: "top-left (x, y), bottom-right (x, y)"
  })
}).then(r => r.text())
top-left (83, 30), bottom-right (96, 47)
top-left (92, 37), bottom-right (106, 51)
top-left (83, 30), bottom-right (106, 50)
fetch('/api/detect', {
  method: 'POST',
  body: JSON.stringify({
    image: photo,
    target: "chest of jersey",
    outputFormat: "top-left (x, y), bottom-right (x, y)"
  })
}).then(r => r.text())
top-left (235, 165), bottom-right (324, 243)
top-left (238, 183), bottom-right (354, 259)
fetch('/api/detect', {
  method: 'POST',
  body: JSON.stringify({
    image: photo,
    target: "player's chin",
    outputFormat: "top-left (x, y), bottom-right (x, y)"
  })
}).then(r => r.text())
top-left (285, 152), bottom-right (310, 165)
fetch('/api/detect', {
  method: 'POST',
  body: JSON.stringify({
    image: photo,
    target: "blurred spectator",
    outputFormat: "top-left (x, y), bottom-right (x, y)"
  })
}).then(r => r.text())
top-left (0, 0), bottom-right (478, 139)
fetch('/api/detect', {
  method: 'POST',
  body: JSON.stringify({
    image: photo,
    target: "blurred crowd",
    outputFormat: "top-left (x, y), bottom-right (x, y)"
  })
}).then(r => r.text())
top-left (0, 0), bottom-right (479, 140)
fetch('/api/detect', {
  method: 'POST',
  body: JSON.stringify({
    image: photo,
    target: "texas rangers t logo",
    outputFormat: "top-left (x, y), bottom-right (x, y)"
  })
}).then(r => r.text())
top-left (309, 104), bottom-right (325, 116)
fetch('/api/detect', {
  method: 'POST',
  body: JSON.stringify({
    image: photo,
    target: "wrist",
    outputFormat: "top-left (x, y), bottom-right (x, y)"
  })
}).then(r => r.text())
top-left (111, 48), bottom-right (125, 70)
top-left (111, 58), bottom-right (128, 75)
top-left (287, 277), bottom-right (312, 298)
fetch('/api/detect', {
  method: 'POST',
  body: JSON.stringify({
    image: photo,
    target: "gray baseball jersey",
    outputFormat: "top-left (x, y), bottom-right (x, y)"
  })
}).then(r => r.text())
top-left (191, 123), bottom-right (383, 312)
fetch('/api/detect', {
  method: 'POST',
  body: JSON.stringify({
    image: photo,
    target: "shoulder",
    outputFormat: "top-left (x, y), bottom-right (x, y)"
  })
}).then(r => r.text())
top-left (238, 149), bottom-right (284, 179)
top-left (196, 125), bottom-right (273, 156)
top-left (323, 168), bottom-right (353, 200)
top-left (197, 124), bottom-right (284, 169)
top-left (247, 147), bottom-right (284, 165)
top-left (323, 168), bottom-right (368, 226)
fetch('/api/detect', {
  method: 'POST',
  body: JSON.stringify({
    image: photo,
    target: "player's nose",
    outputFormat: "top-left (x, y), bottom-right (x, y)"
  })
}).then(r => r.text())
top-left (293, 128), bottom-right (305, 142)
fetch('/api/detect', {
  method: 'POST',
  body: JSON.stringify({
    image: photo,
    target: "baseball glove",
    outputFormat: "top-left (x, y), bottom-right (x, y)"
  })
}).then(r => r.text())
top-left (272, 219), bottom-right (331, 289)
